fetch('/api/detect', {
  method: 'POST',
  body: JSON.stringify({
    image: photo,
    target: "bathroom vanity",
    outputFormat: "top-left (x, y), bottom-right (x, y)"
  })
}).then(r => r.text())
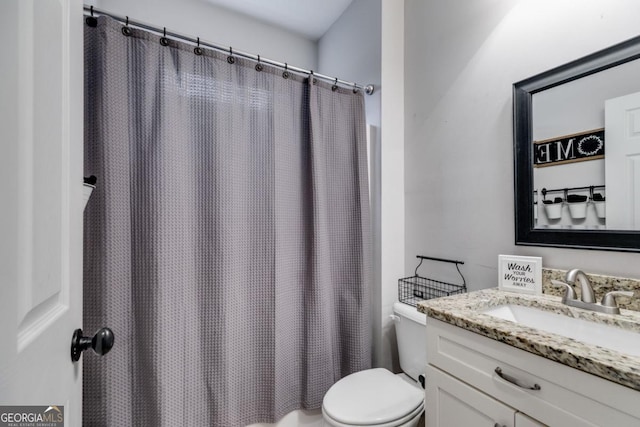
top-left (418, 289), bottom-right (640, 427)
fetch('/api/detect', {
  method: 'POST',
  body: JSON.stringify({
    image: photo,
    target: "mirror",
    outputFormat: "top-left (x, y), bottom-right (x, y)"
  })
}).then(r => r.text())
top-left (514, 35), bottom-right (640, 251)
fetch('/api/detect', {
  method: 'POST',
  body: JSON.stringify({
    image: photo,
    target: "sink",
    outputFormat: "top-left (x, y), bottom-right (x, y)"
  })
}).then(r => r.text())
top-left (482, 304), bottom-right (640, 357)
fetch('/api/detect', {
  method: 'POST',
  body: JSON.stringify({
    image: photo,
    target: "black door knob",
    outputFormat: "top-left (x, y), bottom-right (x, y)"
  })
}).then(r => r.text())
top-left (71, 327), bottom-right (114, 362)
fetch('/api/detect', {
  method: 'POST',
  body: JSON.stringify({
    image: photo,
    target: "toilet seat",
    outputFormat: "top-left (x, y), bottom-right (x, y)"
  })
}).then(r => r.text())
top-left (323, 402), bottom-right (423, 427)
top-left (322, 368), bottom-right (424, 427)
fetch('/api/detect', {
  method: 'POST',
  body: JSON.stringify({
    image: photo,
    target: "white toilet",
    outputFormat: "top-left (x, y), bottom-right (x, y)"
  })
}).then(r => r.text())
top-left (322, 302), bottom-right (427, 427)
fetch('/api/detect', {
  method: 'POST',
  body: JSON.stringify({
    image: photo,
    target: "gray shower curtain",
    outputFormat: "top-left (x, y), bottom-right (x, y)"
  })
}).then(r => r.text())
top-left (83, 16), bottom-right (371, 427)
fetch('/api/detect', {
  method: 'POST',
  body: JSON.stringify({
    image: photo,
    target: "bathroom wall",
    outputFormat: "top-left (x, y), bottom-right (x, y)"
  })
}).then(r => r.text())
top-left (318, 0), bottom-right (382, 128)
top-left (85, 0), bottom-right (317, 69)
top-left (379, 0), bottom-right (405, 372)
top-left (404, 0), bottom-right (640, 291)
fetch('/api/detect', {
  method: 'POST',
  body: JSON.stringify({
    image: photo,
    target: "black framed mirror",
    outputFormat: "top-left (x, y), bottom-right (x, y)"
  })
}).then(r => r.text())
top-left (514, 35), bottom-right (640, 252)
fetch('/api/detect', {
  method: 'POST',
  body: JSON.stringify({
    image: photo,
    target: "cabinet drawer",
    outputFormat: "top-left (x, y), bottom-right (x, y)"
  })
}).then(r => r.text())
top-left (427, 318), bottom-right (640, 427)
top-left (426, 364), bottom-right (516, 427)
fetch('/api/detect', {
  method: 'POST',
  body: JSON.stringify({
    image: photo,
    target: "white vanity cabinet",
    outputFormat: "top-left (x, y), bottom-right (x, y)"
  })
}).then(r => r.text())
top-left (425, 317), bottom-right (640, 427)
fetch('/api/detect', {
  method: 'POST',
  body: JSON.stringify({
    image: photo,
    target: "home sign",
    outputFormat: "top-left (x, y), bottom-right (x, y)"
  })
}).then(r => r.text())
top-left (534, 128), bottom-right (604, 167)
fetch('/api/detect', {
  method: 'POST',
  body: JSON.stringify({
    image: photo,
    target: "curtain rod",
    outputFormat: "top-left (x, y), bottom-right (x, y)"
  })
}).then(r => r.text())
top-left (83, 5), bottom-right (375, 95)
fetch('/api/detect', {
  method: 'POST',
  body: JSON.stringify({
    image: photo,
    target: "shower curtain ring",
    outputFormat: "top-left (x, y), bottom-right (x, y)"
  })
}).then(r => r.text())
top-left (160, 27), bottom-right (169, 46)
top-left (332, 78), bottom-right (339, 92)
top-left (310, 70), bottom-right (316, 85)
top-left (282, 63), bottom-right (290, 79)
top-left (194, 37), bottom-right (203, 55)
top-left (121, 16), bottom-right (132, 36)
top-left (86, 5), bottom-right (98, 27)
top-left (255, 55), bottom-right (263, 72)
top-left (353, 83), bottom-right (359, 94)
top-left (228, 47), bottom-right (235, 64)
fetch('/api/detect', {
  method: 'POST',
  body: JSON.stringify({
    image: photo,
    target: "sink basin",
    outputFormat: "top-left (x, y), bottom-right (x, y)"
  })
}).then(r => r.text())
top-left (482, 304), bottom-right (640, 357)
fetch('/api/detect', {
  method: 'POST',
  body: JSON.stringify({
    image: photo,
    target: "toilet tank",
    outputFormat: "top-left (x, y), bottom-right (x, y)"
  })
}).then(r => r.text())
top-left (392, 301), bottom-right (427, 381)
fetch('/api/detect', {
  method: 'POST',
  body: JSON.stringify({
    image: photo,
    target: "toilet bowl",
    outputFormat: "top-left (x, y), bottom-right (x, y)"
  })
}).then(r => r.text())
top-left (322, 302), bottom-right (427, 427)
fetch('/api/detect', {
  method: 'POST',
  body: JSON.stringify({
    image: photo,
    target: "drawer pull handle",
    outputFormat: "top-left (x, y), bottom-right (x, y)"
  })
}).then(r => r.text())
top-left (494, 424), bottom-right (505, 427)
top-left (494, 367), bottom-right (541, 391)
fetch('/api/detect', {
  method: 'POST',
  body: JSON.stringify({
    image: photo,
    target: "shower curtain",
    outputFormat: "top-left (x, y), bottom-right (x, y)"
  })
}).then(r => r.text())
top-left (83, 16), bottom-right (371, 427)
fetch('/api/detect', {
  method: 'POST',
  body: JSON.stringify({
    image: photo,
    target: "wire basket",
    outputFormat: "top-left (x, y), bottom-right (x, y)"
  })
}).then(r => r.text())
top-left (398, 255), bottom-right (466, 306)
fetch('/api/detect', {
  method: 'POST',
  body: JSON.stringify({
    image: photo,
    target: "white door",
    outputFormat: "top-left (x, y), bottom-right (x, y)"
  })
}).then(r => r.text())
top-left (0, 0), bottom-right (84, 425)
top-left (604, 91), bottom-right (640, 230)
top-left (426, 365), bottom-right (515, 427)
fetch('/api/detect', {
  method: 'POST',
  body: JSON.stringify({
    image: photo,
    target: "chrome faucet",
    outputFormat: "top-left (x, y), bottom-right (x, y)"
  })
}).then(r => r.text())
top-left (550, 270), bottom-right (634, 315)
top-left (565, 269), bottom-right (596, 303)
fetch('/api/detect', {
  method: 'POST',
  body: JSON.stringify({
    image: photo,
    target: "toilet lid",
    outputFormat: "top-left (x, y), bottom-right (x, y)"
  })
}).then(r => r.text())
top-left (322, 368), bottom-right (423, 425)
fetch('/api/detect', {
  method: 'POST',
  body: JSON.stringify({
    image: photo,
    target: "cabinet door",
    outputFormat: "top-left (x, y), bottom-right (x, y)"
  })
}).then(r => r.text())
top-left (426, 365), bottom-right (515, 427)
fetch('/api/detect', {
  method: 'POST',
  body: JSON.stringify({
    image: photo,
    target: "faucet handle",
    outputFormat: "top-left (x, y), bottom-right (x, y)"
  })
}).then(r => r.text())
top-left (550, 280), bottom-right (577, 303)
top-left (601, 291), bottom-right (634, 308)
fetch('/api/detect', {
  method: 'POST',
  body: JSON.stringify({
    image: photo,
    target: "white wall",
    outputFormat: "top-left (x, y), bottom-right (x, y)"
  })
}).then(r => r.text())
top-left (404, 0), bottom-right (640, 292)
top-left (86, 0), bottom-right (317, 70)
top-left (379, 0), bottom-right (405, 372)
top-left (318, 0), bottom-right (382, 127)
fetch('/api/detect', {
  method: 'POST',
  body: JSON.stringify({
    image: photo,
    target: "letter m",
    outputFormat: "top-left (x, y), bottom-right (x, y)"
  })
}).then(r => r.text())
top-left (557, 138), bottom-right (576, 160)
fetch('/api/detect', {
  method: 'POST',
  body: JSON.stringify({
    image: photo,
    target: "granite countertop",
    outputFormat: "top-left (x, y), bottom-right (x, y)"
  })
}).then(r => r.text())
top-left (417, 288), bottom-right (640, 391)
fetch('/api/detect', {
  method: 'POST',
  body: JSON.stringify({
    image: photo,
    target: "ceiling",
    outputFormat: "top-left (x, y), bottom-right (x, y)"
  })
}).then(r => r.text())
top-left (205, 0), bottom-right (354, 40)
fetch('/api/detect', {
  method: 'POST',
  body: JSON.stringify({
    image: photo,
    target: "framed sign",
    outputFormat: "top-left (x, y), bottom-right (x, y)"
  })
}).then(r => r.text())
top-left (498, 255), bottom-right (542, 295)
top-left (534, 128), bottom-right (604, 168)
